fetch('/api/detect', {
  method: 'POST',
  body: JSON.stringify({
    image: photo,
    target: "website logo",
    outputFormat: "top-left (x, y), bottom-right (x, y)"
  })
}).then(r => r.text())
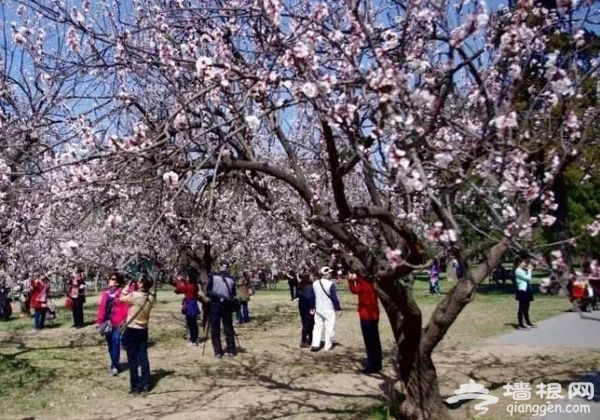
top-left (445, 380), bottom-right (499, 417)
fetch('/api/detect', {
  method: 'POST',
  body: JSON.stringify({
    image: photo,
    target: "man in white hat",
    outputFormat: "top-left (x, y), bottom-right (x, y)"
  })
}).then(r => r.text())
top-left (310, 266), bottom-right (342, 351)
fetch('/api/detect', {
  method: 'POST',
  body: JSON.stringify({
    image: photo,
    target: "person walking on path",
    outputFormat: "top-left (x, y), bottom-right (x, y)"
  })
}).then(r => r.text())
top-left (120, 275), bottom-right (155, 394)
top-left (297, 273), bottom-right (315, 347)
top-left (310, 266), bottom-right (342, 352)
top-left (174, 273), bottom-right (201, 346)
top-left (515, 253), bottom-right (536, 330)
top-left (207, 262), bottom-right (237, 357)
top-left (96, 273), bottom-right (129, 375)
top-left (347, 271), bottom-right (382, 374)
top-left (30, 275), bottom-right (50, 330)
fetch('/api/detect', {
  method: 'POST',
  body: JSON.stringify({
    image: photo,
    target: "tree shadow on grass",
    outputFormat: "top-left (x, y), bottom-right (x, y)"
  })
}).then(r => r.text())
top-left (120, 344), bottom-right (388, 420)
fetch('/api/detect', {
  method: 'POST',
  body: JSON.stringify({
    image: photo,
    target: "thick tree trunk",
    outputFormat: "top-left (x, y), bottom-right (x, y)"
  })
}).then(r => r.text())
top-left (375, 277), bottom-right (450, 420)
top-left (399, 350), bottom-right (449, 420)
top-left (371, 241), bottom-right (511, 419)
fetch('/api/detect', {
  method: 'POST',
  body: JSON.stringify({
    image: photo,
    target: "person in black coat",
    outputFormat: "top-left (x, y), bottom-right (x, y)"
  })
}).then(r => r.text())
top-left (296, 273), bottom-right (315, 348)
top-left (286, 270), bottom-right (298, 301)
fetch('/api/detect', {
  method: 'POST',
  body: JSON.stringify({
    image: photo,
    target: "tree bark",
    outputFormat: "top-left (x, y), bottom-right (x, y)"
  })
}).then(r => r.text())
top-left (375, 273), bottom-right (450, 420)
top-left (400, 351), bottom-right (450, 420)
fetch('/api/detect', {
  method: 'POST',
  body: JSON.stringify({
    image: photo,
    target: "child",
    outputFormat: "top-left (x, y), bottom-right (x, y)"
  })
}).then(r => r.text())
top-left (429, 260), bottom-right (440, 294)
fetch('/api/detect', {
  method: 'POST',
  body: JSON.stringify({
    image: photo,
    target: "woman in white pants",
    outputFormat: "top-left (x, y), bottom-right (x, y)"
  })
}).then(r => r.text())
top-left (310, 266), bottom-right (342, 351)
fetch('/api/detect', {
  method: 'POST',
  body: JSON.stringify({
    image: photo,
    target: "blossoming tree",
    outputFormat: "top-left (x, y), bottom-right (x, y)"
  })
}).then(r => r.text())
top-left (10, 0), bottom-right (600, 417)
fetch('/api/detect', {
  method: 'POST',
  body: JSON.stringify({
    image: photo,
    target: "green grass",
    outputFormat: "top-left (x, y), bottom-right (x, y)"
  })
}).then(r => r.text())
top-left (0, 278), bottom-right (587, 420)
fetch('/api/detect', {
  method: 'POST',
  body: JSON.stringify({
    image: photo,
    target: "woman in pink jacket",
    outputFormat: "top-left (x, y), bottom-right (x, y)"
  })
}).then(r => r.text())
top-left (96, 273), bottom-right (129, 376)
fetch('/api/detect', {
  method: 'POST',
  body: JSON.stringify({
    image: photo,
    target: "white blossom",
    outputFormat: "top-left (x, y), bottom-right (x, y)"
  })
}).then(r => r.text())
top-left (162, 171), bottom-right (179, 187)
top-left (245, 115), bottom-right (260, 131)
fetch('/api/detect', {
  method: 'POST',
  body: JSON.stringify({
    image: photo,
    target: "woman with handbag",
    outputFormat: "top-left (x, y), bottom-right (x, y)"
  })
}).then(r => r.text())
top-left (120, 274), bottom-right (155, 394)
top-left (96, 273), bottom-right (129, 375)
top-left (173, 274), bottom-right (201, 346)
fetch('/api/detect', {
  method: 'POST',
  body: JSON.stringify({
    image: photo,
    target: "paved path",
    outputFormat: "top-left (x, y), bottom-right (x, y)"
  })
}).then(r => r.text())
top-left (492, 311), bottom-right (600, 419)
top-left (493, 311), bottom-right (600, 349)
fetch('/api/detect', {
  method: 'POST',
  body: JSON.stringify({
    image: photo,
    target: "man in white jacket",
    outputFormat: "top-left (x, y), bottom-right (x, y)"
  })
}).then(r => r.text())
top-left (310, 266), bottom-right (342, 352)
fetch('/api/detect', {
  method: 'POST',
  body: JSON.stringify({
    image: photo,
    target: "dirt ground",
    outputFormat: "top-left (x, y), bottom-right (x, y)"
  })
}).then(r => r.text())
top-left (1, 290), bottom-right (598, 420)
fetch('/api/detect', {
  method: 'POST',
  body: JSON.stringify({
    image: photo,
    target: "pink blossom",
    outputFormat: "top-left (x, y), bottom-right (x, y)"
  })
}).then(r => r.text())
top-left (385, 248), bottom-right (405, 269)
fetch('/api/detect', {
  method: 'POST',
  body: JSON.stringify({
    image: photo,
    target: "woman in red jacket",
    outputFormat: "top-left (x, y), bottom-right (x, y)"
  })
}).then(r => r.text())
top-left (30, 275), bottom-right (50, 331)
top-left (174, 274), bottom-right (200, 346)
top-left (96, 273), bottom-right (129, 375)
top-left (348, 271), bottom-right (382, 374)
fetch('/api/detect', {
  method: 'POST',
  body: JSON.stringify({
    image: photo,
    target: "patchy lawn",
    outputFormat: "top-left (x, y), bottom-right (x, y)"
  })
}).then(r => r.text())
top-left (0, 280), bottom-right (596, 420)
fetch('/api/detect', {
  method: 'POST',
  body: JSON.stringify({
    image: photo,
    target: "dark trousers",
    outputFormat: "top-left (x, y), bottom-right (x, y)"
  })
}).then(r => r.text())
top-left (236, 302), bottom-right (249, 323)
top-left (105, 327), bottom-right (122, 370)
top-left (72, 297), bottom-right (85, 327)
top-left (299, 303), bottom-right (314, 344)
top-left (186, 315), bottom-right (199, 343)
top-left (288, 282), bottom-right (297, 300)
top-left (429, 280), bottom-right (440, 294)
top-left (123, 327), bottom-right (150, 392)
top-left (517, 297), bottom-right (532, 327)
top-left (360, 319), bottom-right (382, 371)
top-left (209, 305), bottom-right (236, 356)
top-left (33, 308), bottom-right (46, 330)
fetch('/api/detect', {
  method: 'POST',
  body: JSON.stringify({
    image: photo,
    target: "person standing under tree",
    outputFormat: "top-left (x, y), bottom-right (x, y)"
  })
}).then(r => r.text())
top-left (15, 276), bottom-right (31, 318)
top-left (429, 259), bottom-right (441, 294)
top-left (96, 273), bottom-right (129, 375)
top-left (173, 273), bottom-right (201, 346)
top-left (67, 269), bottom-right (86, 328)
top-left (207, 261), bottom-right (237, 357)
top-left (296, 273), bottom-right (315, 347)
top-left (286, 269), bottom-right (298, 301)
top-left (236, 271), bottom-right (254, 324)
top-left (310, 266), bottom-right (342, 352)
top-left (30, 275), bottom-right (50, 331)
top-left (120, 274), bottom-right (155, 394)
top-left (514, 253), bottom-right (536, 330)
top-left (347, 271), bottom-right (382, 374)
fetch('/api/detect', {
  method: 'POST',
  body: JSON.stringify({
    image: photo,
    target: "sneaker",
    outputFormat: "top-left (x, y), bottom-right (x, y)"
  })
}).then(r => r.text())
top-left (215, 353), bottom-right (223, 359)
top-left (224, 352), bottom-right (236, 357)
top-left (187, 342), bottom-right (198, 347)
top-left (310, 347), bottom-right (320, 352)
top-left (111, 367), bottom-right (119, 376)
top-left (517, 325), bottom-right (529, 330)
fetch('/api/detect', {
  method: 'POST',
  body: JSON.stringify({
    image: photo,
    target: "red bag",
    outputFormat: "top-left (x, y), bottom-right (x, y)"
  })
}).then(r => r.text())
top-left (65, 296), bottom-right (74, 309)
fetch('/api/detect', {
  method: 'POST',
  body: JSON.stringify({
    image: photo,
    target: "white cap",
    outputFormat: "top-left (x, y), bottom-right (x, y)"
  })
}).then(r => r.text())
top-left (319, 266), bottom-right (333, 276)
